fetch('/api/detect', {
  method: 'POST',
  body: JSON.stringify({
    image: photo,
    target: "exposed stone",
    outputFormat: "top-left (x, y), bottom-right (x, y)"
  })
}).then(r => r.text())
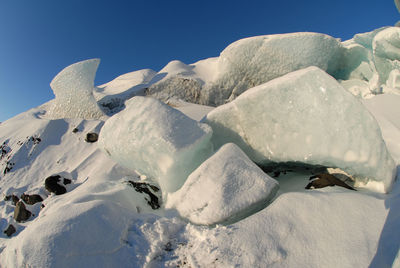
top-left (21, 193), bottom-right (44, 205)
top-left (306, 174), bottom-right (356, 191)
top-left (63, 178), bottom-right (72, 185)
top-left (14, 201), bottom-right (32, 222)
top-left (85, 133), bottom-right (99, 143)
top-left (45, 175), bottom-right (67, 195)
top-left (126, 181), bottom-right (160, 209)
top-left (72, 128), bottom-right (79, 133)
top-left (3, 224), bottom-right (16, 237)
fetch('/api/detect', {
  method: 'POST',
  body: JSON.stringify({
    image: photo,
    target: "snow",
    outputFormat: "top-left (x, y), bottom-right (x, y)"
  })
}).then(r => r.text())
top-left (204, 66), bottom-right (396, 193)
top-left (47, 59), bottom-right (105, 119)
top-left (167, 143), bottom-right (279, 225)
top-left (200, 32), bottom-right (343, 106)
top-left (98, 96), bottom-right (214, 194)
top-left (1, 25), bottom-right (400, 268)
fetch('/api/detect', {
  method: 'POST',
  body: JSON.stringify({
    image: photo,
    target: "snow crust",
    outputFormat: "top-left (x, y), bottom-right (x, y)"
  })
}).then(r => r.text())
top-left (200, 32), bottom-right (342, 105)
top-left (167, 143), bottom-right (279, 225)
top-left (98, 96), bottom-right (213, 194)
top-left (47, 59), bottom-right (105, 119)
top-left (204, 66), bottom-right (396, 193)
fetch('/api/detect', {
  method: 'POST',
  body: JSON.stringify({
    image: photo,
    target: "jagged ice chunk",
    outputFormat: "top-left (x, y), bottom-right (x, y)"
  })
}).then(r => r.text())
top-left (98, 96), bottom-right (213, 194)
top-left (204, 67), bottom-right (396, 193)
top-left (47, 59), bottom-right (105, 119)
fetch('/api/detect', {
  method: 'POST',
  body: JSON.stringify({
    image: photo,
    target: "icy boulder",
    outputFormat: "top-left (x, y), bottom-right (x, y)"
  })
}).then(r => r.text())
top-left (167, 143), bottom-right (279, 225)
top-left (47, 59), bottom-right (105, 119)
top-left (373, 27), bottom-right (400, 84)
top-left (204, 67), bottom-right (396, 193)
top-left (98, 96), bottom-right (213, 194)
top-left (200, 32), bottom-right (343, 106)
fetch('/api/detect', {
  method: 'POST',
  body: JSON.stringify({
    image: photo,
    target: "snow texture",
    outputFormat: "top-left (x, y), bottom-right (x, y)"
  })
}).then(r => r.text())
top-left (204, 66), bottom-right (396, 193)
top-left (98, 96), bottom-right (214, 194)
top-left (47, 59), bottom-right (105, 119)
top-left (167, 143), bottom-right (279, 225)
top-left (200, 32), bottom-right (343, 106)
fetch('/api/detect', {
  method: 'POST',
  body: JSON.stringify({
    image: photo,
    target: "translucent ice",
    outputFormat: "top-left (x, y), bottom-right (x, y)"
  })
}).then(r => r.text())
top-left (200, 32), bottom-right (343, 106)
top-left (48, 59), bottom-right (105, 119)
top-left (373, 27), bottom-right (400, 84)
top-left (167, 143), bottom-right (279, 225)
top-left (98, 96), bottom-right (213, 194)
top-left (204, 67), bottom-right (396, 193)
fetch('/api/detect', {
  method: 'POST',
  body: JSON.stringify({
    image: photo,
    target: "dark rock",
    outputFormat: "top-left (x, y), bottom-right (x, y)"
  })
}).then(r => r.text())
top-left (72, 128), bottom-right (79, 133)
top-left (14, 201), bottom-right (32, 222)
top-left (63, 178), bottom-right (72, 185)
top-left (306, 174), bottom-right (356, 191)
top-left (12, 195), bottom-right (20, 205)
top-left (127, 181), bottom-right (160, 209)
top-left (45, 175), bottom-right (67, 195)
top-left (21, 193), bottom-right (43, 205)
top-left (3, 224), bottom-right (16, 237)
top-left (4, 194), bottom-right (20, 205)
top-left (85, 133), bottom-right (99, 143)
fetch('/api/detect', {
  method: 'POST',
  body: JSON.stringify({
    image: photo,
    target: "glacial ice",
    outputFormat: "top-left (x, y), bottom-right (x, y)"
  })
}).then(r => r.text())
top-left (200, 32), bottom-right (343, 106)
top-left (98, 96), bottom-right (213, 194)
top-left (47, 59), bottom-right (105, 119)
top-left (373, 27), bottom-right (400, 84)
top-left (167, 143), bottom-right (279, 225)
top-left (204, 66), bottom-right (396, 193)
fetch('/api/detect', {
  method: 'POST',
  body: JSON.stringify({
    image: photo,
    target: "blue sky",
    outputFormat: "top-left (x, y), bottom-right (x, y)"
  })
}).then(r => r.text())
top-left (0, 0), bottom-right (398, 122)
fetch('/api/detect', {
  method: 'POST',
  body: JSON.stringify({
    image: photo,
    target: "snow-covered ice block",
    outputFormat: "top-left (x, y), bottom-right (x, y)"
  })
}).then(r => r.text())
top-left (200, 32), bottom-right (343, 106)
top-left (98, 96), bottom-right (213, 194)
top-left (373, 27), bottom-right (400, 84)
top-left (204, 67), bottom-right (396, 193)
top-left (167, 143), bottom-right (279, 225)
top-left (47, 59), bottom-right (105, 119)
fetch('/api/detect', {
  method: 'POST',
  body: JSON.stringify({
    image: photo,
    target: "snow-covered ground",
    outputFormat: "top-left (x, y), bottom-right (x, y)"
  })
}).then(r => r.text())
top-left (1, 25), bottom-right (400, 267)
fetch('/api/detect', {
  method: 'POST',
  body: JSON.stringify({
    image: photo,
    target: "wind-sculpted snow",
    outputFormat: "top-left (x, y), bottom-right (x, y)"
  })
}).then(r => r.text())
top-left (47, 59), bottom-right (105, 119)
top-left (200, 32), bottom-right (343, 106)
top-left (98, 96), bottom-right (213, 194)
top-left (204, 67), bottom-right (396, 193)
top-left (167, 143), bottom-right (279, 225)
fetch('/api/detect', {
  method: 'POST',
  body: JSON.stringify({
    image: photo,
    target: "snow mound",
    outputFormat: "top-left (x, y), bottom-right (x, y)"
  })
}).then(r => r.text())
top-left (98, 96), bottom-right (214, 194)
top-left (200, 32), bottom-right (343, 106)
top-left (204, 66), bottom-right (396, 193)
top-left (47, 59), bottom-right (105, 119)
top-left (2, 200), bottom-right (139, 267)
top-left (167, 143), bottom-right (279, 225)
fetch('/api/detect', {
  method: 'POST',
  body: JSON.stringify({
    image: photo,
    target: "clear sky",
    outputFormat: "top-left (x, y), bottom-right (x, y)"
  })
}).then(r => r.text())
top-left (0, 0), bottom-right (398, 122)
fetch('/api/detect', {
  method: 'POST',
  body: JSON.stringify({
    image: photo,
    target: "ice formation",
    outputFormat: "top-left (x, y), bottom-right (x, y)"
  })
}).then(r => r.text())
top-left (47, 59), bottom-right (105, 119)
top-left (373, 27), bottom-right (400, 84)
top-left (167, 143), bottom-right (279, 225)
top-left (200, 32), bottom-right (343, 106)
top-left (98, 96), bottom-right (213, 194)
top-left (204, 66), bottom-right (396, 193)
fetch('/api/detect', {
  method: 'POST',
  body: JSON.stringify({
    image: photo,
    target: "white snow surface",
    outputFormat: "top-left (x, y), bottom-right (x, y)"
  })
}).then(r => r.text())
top-left (47, 59), bottom-right (105, 120)
top-left (204, 66), bottom-right (396, 193)
top-left (1, 28), bottom-right (400, 268)
top-left (98, 96), bottom-right (214, 194)
top-left (167, 143), bottom-right (279, 225)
